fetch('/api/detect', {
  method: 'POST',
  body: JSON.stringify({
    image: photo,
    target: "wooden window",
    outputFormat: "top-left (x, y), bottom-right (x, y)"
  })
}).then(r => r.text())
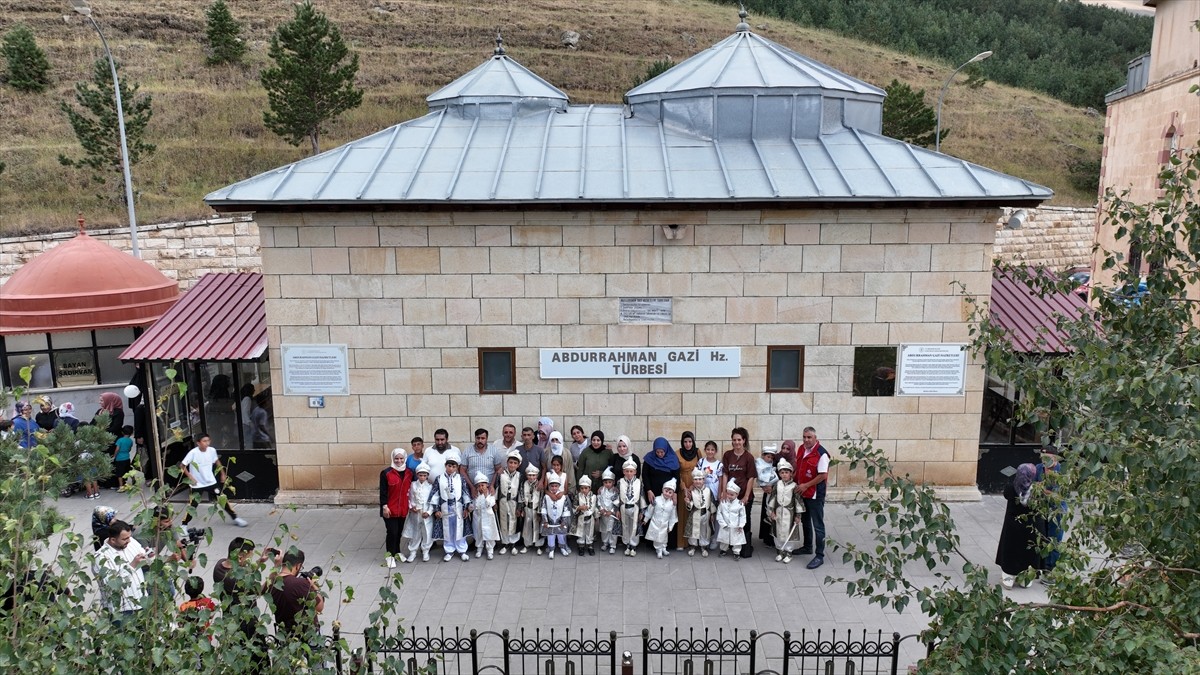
top-left (853, 346), bottom-right (898, 397)
top-left (766, 346), bottom-right (804, 392)
top-left (478, 348), bottom-right (516, 394)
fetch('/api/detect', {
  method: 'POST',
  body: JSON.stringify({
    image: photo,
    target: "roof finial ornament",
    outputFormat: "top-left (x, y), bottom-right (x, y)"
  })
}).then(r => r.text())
top-left (77, 212), bottom-right (86, 234)
top-left (493, 30), bottom-right (506, 57)
top-left (736, 3), bottom-right (750, 32)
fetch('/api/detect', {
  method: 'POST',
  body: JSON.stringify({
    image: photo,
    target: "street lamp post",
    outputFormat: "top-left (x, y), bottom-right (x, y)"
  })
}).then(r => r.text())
top-left (935, 50), bottom-right (993, 154)
top-left (70, 0), bottom-right (139, 258)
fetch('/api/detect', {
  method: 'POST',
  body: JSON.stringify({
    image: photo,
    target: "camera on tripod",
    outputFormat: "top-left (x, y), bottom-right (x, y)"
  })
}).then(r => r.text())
top-left (185, 527), bottom-right (206, 545)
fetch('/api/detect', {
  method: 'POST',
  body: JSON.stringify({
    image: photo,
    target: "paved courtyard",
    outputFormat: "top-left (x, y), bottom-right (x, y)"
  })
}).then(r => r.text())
top-left (53, 489), bottom-right (1044, 667)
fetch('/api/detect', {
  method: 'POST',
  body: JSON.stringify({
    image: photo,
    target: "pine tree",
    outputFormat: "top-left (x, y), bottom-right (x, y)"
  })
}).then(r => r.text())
top-left (260, 1), bottom-right (363, 155)
top-left (204, 0), bottom-right (246, 66)
top-left (58, 58), bottom-right (155, 203)
top-left (881, 79), bottom-right (946, 149)
top-left (2, 24), bottom-right (51, 93)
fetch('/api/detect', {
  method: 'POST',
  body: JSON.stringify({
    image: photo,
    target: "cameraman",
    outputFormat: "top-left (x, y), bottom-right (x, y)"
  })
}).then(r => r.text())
top-left (268, 547), bottom-right (324, 640)
top-left (142, 506), bottom-right (191, 565)
top-left (214, 537), bottom-right (270, 670)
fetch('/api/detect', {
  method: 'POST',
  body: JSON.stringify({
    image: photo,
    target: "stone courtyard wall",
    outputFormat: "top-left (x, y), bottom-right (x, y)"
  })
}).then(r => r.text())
top-left (993, 206), bottom-right (1096, 271)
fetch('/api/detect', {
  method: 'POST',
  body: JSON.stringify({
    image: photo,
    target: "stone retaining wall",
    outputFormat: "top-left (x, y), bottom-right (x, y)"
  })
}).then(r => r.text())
top-left (0, 216), bottom-right (260, 288)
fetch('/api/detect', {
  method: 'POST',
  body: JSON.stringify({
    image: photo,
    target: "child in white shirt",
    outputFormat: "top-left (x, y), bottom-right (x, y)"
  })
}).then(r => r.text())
top-left (571, 475), bottom-right (597, 556)
top-left (643, 478), bottom-right (679, 559)
top-left (715, 480), bottom-right (747, 559)
top-left (403, 463), bottom-right (435, 562)
top-left (471, 472), bottom-right (500, 559)
top-left (684, 468), bottom-right (714, 557)
top-left (596, 468), bottom-right (620, 554)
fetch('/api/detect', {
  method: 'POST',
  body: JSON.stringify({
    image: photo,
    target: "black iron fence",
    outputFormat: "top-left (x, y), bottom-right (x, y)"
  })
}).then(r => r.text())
top-left (351, 626), bottom-right (923, 675)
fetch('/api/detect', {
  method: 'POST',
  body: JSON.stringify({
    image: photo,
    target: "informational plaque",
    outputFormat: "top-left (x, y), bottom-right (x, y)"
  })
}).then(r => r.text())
top-left (896, 343), bottom-right (967, 396)
top-left (540, 347), bottom-right (740, 379)
top-left (281, 344), bottom-right (349, 396)
top-left (618, 297), bottom-right (672, 324)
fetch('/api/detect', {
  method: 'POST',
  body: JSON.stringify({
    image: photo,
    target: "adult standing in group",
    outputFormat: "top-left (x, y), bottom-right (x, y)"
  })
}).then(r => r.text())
top-left (516, 427), bottom-right (542, 477)
top-left (56, 402), bottom-right (81, 432)
top-left (576, 431), bottom-right (612, 487)
top-left (797, 427), bottom-right (829, 569)
top-left (180, 433), bottom-right (248, 528)
top-left (34, 396), bottom-right (58, 431)
top-left (607, 435), bottom-right (641, 479)
top-left (567, 426), bottom-right (588, 464)
top-left (643, 437), bottom-right (680, 545)
top-left (427, 428), bottom-right (458, 481)
top-left (535, 417), bottom-right (555, 450)
top-left (719, 427), bottom-right (756, 547)
top-left (464, 428), bottom-right (504, 496)
top-left (492, 424), bottom-right (520, 455)
top-left (380, 448), bottom-right (412, 568)
top-left (674, 431), bottom-right (701, 550)
top-left (270, 547), bottom-right (324, 641)
top-left (406, 436), bottom-right (425, 472)
top-left (93, 392), bottom-right (125, 467)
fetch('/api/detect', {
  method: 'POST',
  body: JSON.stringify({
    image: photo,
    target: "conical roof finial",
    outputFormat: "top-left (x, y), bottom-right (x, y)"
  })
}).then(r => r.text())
top-left (493, 30), bottom-right (506, 57)
top-left (736, 3), bottom-right (750, 32)
top-left (77, 212), bottom-right (86, 234)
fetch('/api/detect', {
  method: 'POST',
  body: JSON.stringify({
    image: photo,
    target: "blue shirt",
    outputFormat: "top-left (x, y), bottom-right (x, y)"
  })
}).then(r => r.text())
top-left (115, 436), bottom-right (134, 461)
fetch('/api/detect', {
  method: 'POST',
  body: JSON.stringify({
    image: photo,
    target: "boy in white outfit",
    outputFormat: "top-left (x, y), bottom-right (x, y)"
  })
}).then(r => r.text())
top-left (596, 468), bottom-right (620, 554)
top-left (643, 478), bottom-right (679, 558)
top-left (540, 473), bottom-right (572, 559)
top-left (716, 479), bottom-right (748, 559)
top-left (684, 467), bottom-right (714, 557)
top-left (471, 472), bottom-right (500, 559)
top-left (617, 458), bottom-right (645, 556)
top-left (571, 475), bottom-right (598, 556)
top-left (433, 449), bottom-right (472, 562)
top-left (518, 465), bottom-right (544, 554)
top-left (767, 458), bottom-right (804, 564)
top-left (403, 463), bottom-right (435, 562)
top-left (496, 450), bottom-right (523, 554)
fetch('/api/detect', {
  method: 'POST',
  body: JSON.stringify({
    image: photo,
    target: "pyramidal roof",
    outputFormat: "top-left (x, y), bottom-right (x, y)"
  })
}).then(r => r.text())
top-left (426, 35), bottom-right (568, 112)
top-left (626, 12), bottom-right (883, 103)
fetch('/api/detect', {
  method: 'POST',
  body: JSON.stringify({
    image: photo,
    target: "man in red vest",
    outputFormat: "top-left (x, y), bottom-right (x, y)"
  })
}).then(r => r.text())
top-left (797, 427), bottom-right (830, 569)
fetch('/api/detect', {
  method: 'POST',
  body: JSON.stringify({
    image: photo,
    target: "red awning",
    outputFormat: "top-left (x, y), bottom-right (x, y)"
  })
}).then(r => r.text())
top-left (990, 268), bottom-right (1090, 354)
top-left (120, 272), bottom-right (267, 362)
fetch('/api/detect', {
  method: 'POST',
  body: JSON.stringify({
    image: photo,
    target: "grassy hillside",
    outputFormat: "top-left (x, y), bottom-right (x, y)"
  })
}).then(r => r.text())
top-left (0, 0), bottom-right (1103, 235)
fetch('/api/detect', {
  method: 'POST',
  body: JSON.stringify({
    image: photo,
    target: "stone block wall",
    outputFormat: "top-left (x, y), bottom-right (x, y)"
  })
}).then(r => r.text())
top-left (258, 208), bottom-right (999, 505)
top-left (0, 216), bottom-right (260, 288)
top-left (993, 206), bottom-right (1097, 271)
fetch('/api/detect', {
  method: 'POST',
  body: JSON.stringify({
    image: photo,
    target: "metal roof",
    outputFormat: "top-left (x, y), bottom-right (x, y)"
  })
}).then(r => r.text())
top-left (119, 272), bottom-right (267, 362)
top-left (206, 104), bottom-right (1050, 206)
top-left (990, 268), bottom-right (1090, 354)
top-left (626, 23), bottom-right (884, 103)
top-left (427, 35), bottom-right (569, 114)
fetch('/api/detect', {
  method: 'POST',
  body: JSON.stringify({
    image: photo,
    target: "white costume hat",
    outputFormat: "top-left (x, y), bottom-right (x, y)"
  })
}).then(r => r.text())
top-left (663, 478), bottom-right (678, 492)
top-left (416, 462), bottom-right (431, 474)
top-left (601, 467), bottom-right (616, 480)
top-left (579, 476), bottom-right (592, 488)
top-left (442, 448), bottom-right (462, 465)
top-left (547, 472), bottom-right (562, 485)
top-left (506, 449), bottom-right (522, 462)
top-left (525, 465), bottom-right (540, 476)
top-left (776, 458), bottom-right (793, 472)
top-left (474, 471), bottom-right (488, 484)
top-left (691, 467), bottom-right (704, 479)
top-left (622, 458), bottom-right (637, 471)
top-left (761, 444), bottom-right (777, 456)
top-left (726, 479), bottom-right (741, 496)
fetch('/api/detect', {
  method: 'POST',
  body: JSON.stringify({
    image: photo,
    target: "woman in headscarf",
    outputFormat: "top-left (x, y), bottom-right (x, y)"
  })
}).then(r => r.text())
top-left (92, 393), bottom-right (126, 468)
top-left (995, 463), bottom-right (1043, 589)
top-left (575, 430), bottom-right (612, 486)
top-left (56, 402), bottom-right (81, 432)
top-left (12, 401), bottom-right (38, 449)
top-left (642, 437), bottom-right (681, 548)
top-left (674, 431), bottom-right (701, 550)
top-left (380, 448), bottom-right (413, 568)
top-left (606, 435), bottom-right (641, 479)
top-left (34, 396), bottom-right (58, 431)
top-left (777, 439), bottom-right (798, 469)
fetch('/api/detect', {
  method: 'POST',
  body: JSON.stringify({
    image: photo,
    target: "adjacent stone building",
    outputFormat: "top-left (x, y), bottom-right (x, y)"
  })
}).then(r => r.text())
top-left (207, 18), bottom-right (1050, 505)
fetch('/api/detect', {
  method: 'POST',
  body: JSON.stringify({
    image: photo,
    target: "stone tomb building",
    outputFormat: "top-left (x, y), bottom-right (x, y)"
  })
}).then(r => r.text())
top-left (207, 22), bottom-right (1050, 505)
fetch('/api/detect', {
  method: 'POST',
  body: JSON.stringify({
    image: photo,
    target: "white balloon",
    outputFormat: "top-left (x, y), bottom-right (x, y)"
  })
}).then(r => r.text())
top-left (123, 384), bottom-right (140, 399)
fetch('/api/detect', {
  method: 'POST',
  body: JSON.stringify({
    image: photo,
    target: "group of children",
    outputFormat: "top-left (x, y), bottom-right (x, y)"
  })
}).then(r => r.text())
top-left (395, 446), bottom-right (808, 564)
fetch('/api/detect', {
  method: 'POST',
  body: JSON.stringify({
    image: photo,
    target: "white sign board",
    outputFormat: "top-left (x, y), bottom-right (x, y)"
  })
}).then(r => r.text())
top-left (618, 297), bottom-right (672, 324)
top-left (897, 343), bottom-right (967, 396)
top-left (281, 344), bottom-right (350, 396)
top-left (540, 347), bottom-right (741, 379)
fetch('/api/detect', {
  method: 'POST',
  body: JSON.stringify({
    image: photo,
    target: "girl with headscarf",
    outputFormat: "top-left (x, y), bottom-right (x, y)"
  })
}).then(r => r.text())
top-left (34, 396), bottom-right (58, 431)
top-left (606, 435), bottom-right (641, 479)
top-left (56, 402), bottom-right (81, 432)
top-left (380, 448), bottom-right (413, 568)
top-left (995, 463), bottom-right (1043, 589)
top-left (675, 432), bottom-right (701, 549)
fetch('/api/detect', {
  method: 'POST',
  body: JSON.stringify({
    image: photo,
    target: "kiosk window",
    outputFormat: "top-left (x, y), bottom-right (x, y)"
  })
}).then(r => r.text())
top-left (766, 346), bottom-right (804, 392)
top-left (479, 348), bottom-right (516, 394)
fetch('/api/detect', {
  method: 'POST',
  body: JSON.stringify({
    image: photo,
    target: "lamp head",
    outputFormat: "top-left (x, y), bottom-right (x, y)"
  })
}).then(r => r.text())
top-left (70, 0), bottom-right (92, 16)
top-left (969, 50), bottom-right (993, 65)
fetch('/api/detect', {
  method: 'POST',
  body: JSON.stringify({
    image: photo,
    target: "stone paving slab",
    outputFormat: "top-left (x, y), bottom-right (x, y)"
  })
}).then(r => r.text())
top-left (48, 489), bottom-right (1045, 668)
